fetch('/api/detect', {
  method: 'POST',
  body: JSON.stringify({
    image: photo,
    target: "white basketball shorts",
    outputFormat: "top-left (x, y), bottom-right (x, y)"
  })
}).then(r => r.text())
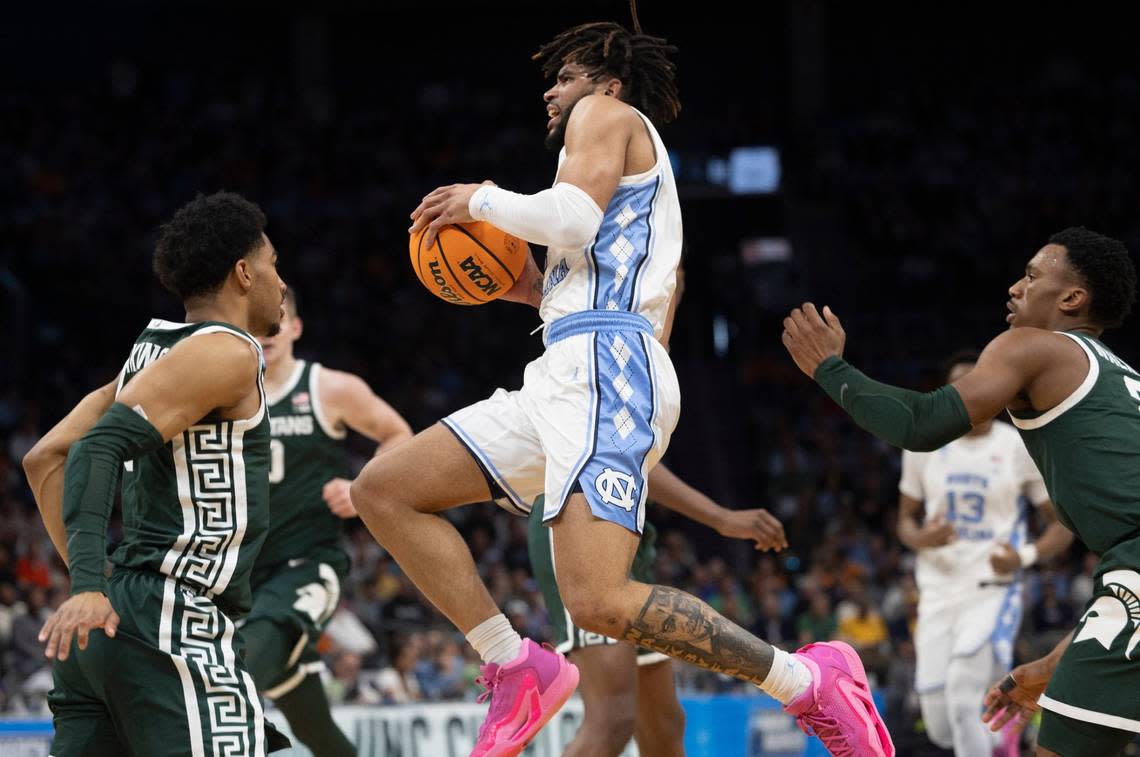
top-left (442, 310), bottom-right (680, 534)
top-left (914, 581), bottom-right (1023, 693)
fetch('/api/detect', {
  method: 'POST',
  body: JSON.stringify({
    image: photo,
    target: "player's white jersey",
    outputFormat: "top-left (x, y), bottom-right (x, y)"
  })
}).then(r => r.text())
top-left (540, 108), bottom-right (682, 340)
top-left (900, 421), bottom-right (1049, 597)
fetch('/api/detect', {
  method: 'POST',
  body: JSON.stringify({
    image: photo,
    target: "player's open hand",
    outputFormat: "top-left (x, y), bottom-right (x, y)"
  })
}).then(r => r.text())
top-left (409, 181), bottom-right (495, 249)
top-left (323, 477), bottom-right (357, 518)
top-left (781, 303), bottom-right (845, 377)
top-left (39, 591), bottom-right (119, 661)
top-left (717, 508), bottom-right (788, 552)
top-left (982, 662), bottom-right (1050, 734)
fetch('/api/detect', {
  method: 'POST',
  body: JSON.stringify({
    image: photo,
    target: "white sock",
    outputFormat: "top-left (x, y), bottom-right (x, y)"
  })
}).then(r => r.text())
top-left (759, 648), bottom-right (813, 704)
top-left (465, 613), bottom-right (523, 667)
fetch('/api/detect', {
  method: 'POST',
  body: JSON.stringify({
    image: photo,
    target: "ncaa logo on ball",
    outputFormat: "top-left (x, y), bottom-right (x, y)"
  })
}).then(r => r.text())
top-left (595, 467), bottom-right (637, 511)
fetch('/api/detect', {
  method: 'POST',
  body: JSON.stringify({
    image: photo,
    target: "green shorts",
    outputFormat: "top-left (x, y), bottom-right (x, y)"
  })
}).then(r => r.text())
top-left (49, 569), bottom-right (277, 757)
top-left (1037, 709), bottom-right (1137, 757)
top-left (244, 550), bottom-right (345, 699)
top-left (527, 495), bottom-right (669, 665)
top-left (1037, 564), bottom-right (1140, 755)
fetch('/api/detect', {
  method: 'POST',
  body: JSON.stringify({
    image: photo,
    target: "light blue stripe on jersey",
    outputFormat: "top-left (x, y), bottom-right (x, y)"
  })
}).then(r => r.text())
top-left (990, 581), bottom-right (1023, 670)
top-left (572, 329), bottom-right (657, 534)
top-left (590, 176), bottom-right (662, 312)
top-left (629, 179), bottom-right (663, 313)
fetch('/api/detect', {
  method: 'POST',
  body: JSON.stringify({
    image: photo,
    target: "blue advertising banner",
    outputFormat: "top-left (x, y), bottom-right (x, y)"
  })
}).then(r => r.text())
top-left (0, 692), bottom-right (881, 756)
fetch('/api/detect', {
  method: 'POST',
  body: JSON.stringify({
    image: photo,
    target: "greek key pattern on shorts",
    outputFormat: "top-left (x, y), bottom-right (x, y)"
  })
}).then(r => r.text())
top-left (173, 423), bottom-right (239, 592)
top-left (179, 591), bottom-right (253, 756)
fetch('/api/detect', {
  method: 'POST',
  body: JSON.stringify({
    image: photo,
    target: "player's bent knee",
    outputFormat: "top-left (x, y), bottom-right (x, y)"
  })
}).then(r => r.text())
top-left (555, 572), bottom-right (629, 636)
top-left (349, 472), bottom-right (399, 522)
top-left (582, 700), bottom-right (636, 751)
top-left (560, 592), bottom-right (620, 637)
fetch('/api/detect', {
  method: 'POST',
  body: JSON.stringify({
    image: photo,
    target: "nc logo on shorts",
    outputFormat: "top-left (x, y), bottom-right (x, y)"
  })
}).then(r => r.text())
top-left (595, 467), bottom-right (637, 512)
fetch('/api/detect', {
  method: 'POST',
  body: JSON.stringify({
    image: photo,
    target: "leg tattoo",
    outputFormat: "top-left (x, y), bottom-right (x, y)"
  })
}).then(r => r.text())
top-left (622, 585), bottom-right (775, 685)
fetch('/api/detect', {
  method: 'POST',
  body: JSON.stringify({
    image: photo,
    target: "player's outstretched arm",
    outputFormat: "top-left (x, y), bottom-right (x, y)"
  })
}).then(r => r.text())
top-left (39, 333), bottom-right (259, 661)
top-left (317, 368), bottom-right (414, 518)
top-left (648, 463), bottom-right (787, 551)
top-left (781, 303), bottom-right (1054, 451)
top-left (22, 379), bottom-right (118, 562)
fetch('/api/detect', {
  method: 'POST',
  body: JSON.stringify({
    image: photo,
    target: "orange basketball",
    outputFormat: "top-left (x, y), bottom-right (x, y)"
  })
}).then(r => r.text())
top-left (409, 221), bottom-right (527, 305)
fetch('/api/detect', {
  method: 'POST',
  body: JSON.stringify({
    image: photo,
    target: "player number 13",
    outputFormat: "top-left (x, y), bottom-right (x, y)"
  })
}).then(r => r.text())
top-left (946, 490), bottom-right (985, 524)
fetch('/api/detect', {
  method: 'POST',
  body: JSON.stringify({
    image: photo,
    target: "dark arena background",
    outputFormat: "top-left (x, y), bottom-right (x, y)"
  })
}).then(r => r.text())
top-left (2, 2), bottom-right (1139, 755)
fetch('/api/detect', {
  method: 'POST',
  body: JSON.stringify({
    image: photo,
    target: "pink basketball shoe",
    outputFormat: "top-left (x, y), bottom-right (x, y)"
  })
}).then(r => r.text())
top-left (470, 639), bottom-right (580, 757)
top-left (783, 641), bottom-right (895, 757)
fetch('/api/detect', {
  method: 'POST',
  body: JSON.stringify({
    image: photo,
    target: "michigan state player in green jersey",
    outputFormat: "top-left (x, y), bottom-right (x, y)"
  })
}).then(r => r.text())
top-left (22, 192), bottom-right (288, 756)
top-left (243, 289), bottom-right (412, 757)
top-left (528, 462), bottom-right (787, 756)
top-left (782, 227), bottom-right (1138, 756)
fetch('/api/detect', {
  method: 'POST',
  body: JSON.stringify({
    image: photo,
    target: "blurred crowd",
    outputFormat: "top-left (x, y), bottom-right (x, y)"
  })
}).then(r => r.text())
top-left (3, 7), bottom-right (1140, 757)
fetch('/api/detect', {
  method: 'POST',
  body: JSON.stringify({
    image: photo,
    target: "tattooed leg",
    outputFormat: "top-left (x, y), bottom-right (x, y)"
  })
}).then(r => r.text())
top-left (551, 497), bottom-right (777, 686)
top-left (622, 585), bottom-right (776, 685)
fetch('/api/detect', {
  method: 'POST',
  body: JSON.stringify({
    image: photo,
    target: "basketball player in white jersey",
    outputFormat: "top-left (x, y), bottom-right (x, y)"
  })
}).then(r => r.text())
top-left (351, 17), bottom-right (893, 757)
top-left (898, 350), bottom-right (1073, 756)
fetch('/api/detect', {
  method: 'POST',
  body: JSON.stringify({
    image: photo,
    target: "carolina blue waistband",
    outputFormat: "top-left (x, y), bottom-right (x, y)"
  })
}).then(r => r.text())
top-left (544, 310), bottom-right (654, 346)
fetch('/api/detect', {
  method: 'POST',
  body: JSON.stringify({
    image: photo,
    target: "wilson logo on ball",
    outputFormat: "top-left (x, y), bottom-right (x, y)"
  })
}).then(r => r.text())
top-left (427, 260), bottom-right (465, 304)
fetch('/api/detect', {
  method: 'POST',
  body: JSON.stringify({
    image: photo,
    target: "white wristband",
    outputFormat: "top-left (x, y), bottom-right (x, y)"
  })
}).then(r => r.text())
top-left (469, 183), bottom-right (603, 249)
top-left (1017, 543), bottom-right (1039, 568)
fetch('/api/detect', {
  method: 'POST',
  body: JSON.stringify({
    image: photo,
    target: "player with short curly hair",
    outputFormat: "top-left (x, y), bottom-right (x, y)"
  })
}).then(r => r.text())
top-left (783, 227), bottom-right (1140, 756)
top-left (24, 191), bottom-right (288, 756)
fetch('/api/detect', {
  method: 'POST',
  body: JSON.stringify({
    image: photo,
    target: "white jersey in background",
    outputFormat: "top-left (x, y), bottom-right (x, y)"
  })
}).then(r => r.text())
top-left (900, 421), bottom-right (1050, 596)
top-left (540, 109), bottom-right (682, 339)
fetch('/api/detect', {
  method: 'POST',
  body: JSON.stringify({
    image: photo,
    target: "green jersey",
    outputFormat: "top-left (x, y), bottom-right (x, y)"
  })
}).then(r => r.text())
top-left (256, 360), bottom-right (351, 575)
top-left (110, 319), bottom-right (271, 618)
top-left (1009, 331), bottom-right (1140, 556)
top-left (1009, 332), bottom-right (1140, 749)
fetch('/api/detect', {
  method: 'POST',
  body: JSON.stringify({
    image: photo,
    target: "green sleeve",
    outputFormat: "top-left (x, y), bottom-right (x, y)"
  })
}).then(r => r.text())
top-left (813, 356), bottom-right (972, 452)
top-left (63, 402), bottom-right (165, 595)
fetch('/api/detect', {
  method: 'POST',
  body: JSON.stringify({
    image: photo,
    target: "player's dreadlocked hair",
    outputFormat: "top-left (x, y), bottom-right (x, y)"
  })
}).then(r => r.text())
top-left (533, 1), bottom-right (680, 124)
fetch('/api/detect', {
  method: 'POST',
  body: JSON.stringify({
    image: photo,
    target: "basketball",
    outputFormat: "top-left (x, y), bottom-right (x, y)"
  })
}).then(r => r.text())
top-left (410, 221), bottom-right (527, 305)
